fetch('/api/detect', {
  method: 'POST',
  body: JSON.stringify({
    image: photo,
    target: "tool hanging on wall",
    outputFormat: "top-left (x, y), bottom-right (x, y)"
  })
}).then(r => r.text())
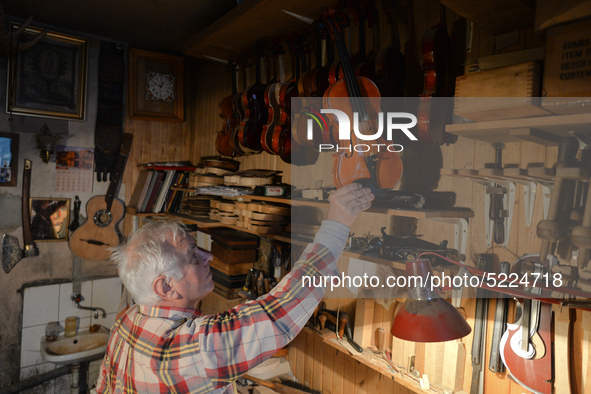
top-left (537, 137), bottom-right (579, 261)
top-left (2, 160), bottom-right (39, 273)
top-left (68, 196), bottom-right (81, 233)
top-left (488, 143), bottom-right (506, 245)
top-left (488, 261), bottom-right (510, 373)
top-left (470, 254), bottom-right (492, 394)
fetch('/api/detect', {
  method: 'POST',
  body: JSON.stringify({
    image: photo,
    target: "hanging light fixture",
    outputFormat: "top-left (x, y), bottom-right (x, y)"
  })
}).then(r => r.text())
top-left (391, 259), bottom-right (471, 342)
top-left (35, 124), bottom-right (62, 164)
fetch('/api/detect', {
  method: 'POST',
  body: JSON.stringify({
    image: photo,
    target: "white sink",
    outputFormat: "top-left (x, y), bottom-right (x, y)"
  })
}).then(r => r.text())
top-left (40, 327), bottom-right (109, 365)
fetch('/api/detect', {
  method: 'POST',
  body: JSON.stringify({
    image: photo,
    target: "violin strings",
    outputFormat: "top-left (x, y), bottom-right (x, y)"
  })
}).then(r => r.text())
top-left (331, 18), bottom-right (373, 152)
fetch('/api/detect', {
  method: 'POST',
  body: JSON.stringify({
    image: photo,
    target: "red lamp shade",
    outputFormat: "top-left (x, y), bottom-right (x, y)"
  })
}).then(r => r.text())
top-left (391, 260), bottom-right (471, 342)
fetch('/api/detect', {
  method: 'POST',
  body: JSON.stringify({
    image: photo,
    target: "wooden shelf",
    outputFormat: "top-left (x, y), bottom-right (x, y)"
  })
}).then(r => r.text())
top-left (182, 0), bottom-right (338, 61)
top-left (446, 112), bottom-right (591, 144)
top-left (239, 195), bottom-right (474, 219)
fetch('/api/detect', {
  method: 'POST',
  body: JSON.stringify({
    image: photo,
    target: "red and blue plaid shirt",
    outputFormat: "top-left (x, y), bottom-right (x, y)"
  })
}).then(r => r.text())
top-left (95, 243), bottom-right (338, 393)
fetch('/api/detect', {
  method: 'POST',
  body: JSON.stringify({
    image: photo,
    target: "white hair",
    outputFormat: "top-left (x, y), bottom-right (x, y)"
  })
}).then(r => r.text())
top-left (111, 221), bottom-right (192, 305)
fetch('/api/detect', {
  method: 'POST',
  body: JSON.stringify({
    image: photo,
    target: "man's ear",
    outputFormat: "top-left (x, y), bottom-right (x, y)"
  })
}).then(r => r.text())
top-left (153, 276), bottom-right (181, 300)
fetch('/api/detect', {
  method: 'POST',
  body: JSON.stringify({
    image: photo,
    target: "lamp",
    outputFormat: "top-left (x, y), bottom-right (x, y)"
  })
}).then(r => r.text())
top-left (35, 124), bottom-right (62, 164)
top-left (391, 259), bottom-right (471, 342)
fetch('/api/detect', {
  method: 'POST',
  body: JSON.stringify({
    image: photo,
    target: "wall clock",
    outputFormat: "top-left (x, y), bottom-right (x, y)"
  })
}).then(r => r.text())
top-left (128, 48), bottom-right (184, 122)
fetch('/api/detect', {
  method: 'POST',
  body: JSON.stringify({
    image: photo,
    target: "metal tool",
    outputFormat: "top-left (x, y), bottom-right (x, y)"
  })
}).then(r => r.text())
top-left (489, 261), bottom-right (510, 373)
top-left (489, 143), bottom-right (506, 245)
top-left (538, 137), bottom-right (579, 261)
top-left (470, 255), bottom-right (492, 394)
top-left (2, 159), bottom-right (39, 273)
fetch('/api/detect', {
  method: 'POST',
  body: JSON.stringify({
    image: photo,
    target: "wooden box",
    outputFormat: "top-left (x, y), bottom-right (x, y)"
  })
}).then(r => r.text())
top-left (211, 241), bottom-right (258, 264)
top-left (454, 62), bottom-right (551, 121)
top-left (542, 18), bottom-right (591, 114)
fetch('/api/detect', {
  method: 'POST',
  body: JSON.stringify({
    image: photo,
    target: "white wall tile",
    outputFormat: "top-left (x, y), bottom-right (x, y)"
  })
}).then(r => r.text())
top-left (58, 281), bottom-right (92, 322)
top-left (20, 325), bottom-right (47, 368)
top-left (22, 285), bottom-right (59, 328)
top-left (91, 277), bottom-right (122, 314)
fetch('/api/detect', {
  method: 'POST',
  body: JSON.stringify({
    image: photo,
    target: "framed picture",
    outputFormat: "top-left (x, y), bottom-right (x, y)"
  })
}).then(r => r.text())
top-left (30, 198), bottom-right (71, 242)
top-left (7, 23), bottom-right (87, 120)
top-left (128, 48), bottom-right (184, 122)
top-left (0, 132), bottom-right (19, 187)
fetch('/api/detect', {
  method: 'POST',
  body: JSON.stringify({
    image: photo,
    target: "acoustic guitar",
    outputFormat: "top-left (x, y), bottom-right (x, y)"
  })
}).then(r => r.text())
top-left (69, 133), bottom-right (133, 261)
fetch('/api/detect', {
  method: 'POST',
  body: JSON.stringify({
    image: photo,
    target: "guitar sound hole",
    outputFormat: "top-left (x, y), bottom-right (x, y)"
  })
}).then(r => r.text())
top-left (93, 209), bottom-right (112, 228)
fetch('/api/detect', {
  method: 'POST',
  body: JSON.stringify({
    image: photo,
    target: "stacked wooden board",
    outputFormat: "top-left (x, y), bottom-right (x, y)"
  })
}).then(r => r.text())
top-left (234, 202), bottom-right (290, 233)
top-left (178, 195), bottom-right (219, 218)
top-left (207, 228), bottom-right (259, 299)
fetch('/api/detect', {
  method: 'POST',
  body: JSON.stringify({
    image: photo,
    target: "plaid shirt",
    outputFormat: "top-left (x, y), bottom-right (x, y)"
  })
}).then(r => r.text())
top-left (95, 243), bottom-right (338, 393)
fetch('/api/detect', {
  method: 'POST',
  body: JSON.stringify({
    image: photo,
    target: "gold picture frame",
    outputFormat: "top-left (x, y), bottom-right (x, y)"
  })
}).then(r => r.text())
top-left (7, 23), bottom-right (87, 120)
top-left (30, 198), bottom-right (71, 242)
top-left (128, 48), bottom-right (184, 122)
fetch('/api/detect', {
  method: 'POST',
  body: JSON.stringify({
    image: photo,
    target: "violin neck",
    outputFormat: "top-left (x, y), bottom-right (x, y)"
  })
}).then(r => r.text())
top-left (331, 19), bottom-right (369, 120)
top-left (231, 63), bottom-right (238, 96)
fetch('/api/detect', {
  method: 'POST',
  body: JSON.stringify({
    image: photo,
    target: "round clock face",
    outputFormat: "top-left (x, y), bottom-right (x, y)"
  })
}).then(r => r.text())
top-left (146, 72), bottom-right (175, 102)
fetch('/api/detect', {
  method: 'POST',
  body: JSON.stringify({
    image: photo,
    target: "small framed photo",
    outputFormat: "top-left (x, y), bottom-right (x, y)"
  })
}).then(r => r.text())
top-left (0, 131), bottom-right (19, 187)
top-left (128, 48), bottom-right (184, 122)
top-left (30, 198), bottom-right (71, 241)
top-left (7, 23), bottom-right (88, 120)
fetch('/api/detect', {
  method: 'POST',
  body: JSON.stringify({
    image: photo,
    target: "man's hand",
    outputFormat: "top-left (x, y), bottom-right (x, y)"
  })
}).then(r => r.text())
top-left (326, 183), bottom-right (375, 227)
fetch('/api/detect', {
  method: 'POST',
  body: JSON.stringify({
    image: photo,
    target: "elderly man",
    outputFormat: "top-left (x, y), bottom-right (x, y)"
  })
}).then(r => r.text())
top-left (95, 183), bottom-right (374, 393)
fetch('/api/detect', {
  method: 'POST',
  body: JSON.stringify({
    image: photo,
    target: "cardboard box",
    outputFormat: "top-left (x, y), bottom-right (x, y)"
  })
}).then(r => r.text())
top-left (454, 62), bottom-right (551, 121)
top-left (542, 18), bottom-right (591, 114)
top-left (441, 0), bottom-right (535, 35)
top-left (535, 0), bottom-right (591, 31)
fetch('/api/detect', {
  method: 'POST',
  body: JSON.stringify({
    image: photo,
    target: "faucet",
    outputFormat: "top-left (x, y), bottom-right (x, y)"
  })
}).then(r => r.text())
top-left (71, 292), bottom-right (107, 319)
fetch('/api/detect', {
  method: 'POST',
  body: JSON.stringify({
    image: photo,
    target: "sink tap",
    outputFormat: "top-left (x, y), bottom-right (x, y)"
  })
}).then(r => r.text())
top-left (71, 292), bottom-right (107, 319)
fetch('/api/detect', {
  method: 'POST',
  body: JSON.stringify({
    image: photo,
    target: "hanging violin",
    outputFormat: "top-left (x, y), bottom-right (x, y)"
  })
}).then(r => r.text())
top-left (238, 41), bottom-right (268, 153)
top-left (215, 62), bottom-right (241, 157)
top-left (416, 5), bottom-right (456, 145)
top-left (324, 9), bottom-right (403, 190)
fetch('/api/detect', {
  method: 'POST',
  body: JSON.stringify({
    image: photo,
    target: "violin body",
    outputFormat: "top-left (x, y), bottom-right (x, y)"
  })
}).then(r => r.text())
top-left (215, 95), bottom-right (240, 157)
top-left (271, 80), bottom-right (298, 156)
top-left (261, 82), bottom-right (282, 154)
top-left (238, 81), bottom-right (267, 152)
top-left (323, 76), bottom-right (403, 189)
top-left (416, 17), bottom-right (456, 145)
top-left (375, 47), bottom-right (405, 97)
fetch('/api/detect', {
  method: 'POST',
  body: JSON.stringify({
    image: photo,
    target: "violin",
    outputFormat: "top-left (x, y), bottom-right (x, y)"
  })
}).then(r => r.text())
top-left (215, 62), bottom-right (241, 157)
top-left (277, 36), bottom-right (319, 166)
top-left (354, 0), bottom-right (377, 82)
top-left (416, 5), bottom-right (456, 145)
top-left (238, 42), bottom-right (268, 153)
top-left (261, 39), bottom-right (283, 154)
top-left (229, 60), bottom-right (247, 156)
top-left (374, 0), bottom-right (406, 98)
top-left (271, 58), bottom-right (299, 156)
top-left (324, 9), bottom-right (403, 190)
top-left (314, 21), bottom-right (332, 97)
